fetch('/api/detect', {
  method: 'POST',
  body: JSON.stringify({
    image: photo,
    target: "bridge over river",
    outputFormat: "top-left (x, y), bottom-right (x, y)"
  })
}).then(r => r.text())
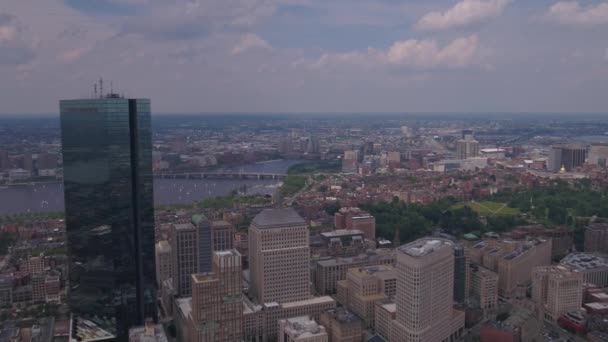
top-left (155, 172), bottom-right (287, 180)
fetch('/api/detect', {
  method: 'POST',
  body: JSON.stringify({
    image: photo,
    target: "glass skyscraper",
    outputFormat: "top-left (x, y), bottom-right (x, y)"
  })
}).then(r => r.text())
top-left (60, 95), bottom-right (156, 340)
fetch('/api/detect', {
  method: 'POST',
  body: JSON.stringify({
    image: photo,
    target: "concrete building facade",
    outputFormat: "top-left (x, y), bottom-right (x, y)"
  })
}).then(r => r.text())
top-left (155, 240), bottom-right (172, 288)
top-left (319, 308), bottom-right (363, 342)
top-left (171, 223), bottom-right (199, 297)
top-left (249, 208), bottom-right (311, 304)
top-left (314, 249), bottom-right (395, 295)
top-left (531, 266), bottom-right (583, 322)
top-left (190, 250), bottom-right (243, 342)
top-left (585, 223), bottom-right (608, 254)
top-left (278, 316), bottom-right (328, 342)
top-left (390, 238), bottom-right (464, 342)
top-left (336, 265), bottom-right (396, 328)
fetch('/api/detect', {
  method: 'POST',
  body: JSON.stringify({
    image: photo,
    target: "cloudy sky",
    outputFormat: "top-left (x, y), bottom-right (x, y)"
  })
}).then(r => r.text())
top-left (1, 0), bottom-right (607, 114)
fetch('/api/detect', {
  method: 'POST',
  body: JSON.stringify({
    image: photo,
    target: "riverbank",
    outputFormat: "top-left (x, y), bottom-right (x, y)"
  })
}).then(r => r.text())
top-left (0, 159), bottom-right (305, 216)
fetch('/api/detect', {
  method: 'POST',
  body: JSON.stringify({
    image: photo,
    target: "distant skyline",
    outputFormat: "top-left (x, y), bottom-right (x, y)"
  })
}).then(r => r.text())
top-left (1, 0), bottom-right (608, 114)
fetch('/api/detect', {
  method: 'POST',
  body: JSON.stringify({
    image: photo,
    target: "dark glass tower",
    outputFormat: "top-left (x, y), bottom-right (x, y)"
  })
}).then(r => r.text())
top-left (60, 95), bottom-right (156, 340)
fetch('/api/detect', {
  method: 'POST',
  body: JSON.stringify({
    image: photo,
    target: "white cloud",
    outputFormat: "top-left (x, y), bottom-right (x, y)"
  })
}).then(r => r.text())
top-left (545, 1), bottom-right (608, 27)
top-left (231, 33), bottom-right (270, 55)
top-left (313, 35), bottom-right (480, 70)
top-left (415, 0), bottom-right (512, 31)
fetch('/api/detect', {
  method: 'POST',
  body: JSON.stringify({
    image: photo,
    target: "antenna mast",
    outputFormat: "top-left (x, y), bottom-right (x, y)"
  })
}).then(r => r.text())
top-left (94, 83), bottom-right (98, 98)
top-left (99, 78), bottom-right (104, 98)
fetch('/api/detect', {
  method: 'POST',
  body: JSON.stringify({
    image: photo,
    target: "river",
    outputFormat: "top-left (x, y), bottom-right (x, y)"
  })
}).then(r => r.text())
top-left (0, 159), bottom-right (303, 216)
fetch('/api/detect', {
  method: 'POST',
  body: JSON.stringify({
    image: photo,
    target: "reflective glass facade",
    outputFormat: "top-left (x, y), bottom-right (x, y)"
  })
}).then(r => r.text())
top-left (60, 98), bottom-right (156, 340)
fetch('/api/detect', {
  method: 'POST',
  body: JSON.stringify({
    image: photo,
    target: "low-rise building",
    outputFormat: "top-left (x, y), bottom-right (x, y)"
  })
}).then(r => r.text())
top-left (374, 302), bottom-right (395, 341)
top-left (532, 266), bottom-right (583, 322)
top-left (314, 250), bottom-right (395, 295)
top-left (560, 253), bottom-right (608, 287)
top-left (279, 316), bottom-right (328, 342)
top-left (129, 319), bottom-right (168, 342)
top-left (469, 264), bottom-right (498, 311)
top-left (319, 308), bottom-right (363, 342)
top-left (312, 229), bottom-right (369, 258)
top-left (336, 265), bottom-right (396, 328)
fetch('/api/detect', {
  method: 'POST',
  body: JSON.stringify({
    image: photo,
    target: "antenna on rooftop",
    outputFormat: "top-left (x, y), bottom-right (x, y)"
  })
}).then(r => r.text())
top-left (93, 83), bottom-right (98, 99)
top-left (99, 78), bottom-right (104, 98)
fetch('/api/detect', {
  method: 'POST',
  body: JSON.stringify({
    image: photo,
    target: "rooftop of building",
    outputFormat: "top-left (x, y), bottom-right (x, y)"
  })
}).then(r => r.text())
top-left (191, 214), bottom-right (208, 226)
top-left (211, 220), bottom-right (232, 228)
top-left (172, 223), bottom-right (195, 231)
top-left (281, 316), bottom-right (326, 338)
top-left (176, 297), bottom-right (192, 320)
top-left (321, 229), bottom-right (364, 238)
top-left (324, 308), bottom-right (362, 324)
top-left (534, 265), bottom-right (580, 278)
top-left (316, 249), bottom-right (394, 267)
top-left (585, 302), bottom-right (608, 310)
top-left (470, 264), bottom-right (498, 278)
top-left (192, 272), bottom-right (216, 283)
top-left (500, 238), bottom-right (548, 261)
top-left (338, 207), bottom-right (366, 214)
top-left (350, 265), bottom-right (395, 278)
top-left (280, 295), bottom-right (335, 309)
top-left (156, 240), bottom-right (171, 253)
top-left (561, 253), bottom-right (608, 271)
top-left (128, 321), bottom-right (168, 342)
top-left (71, 316), bottom-right (115, 342)
top-left (251, 208), bottom-right (306, 228)
top-left (587, 222), bottom-right (608, 231)
top-left (480, 148), bottom-right (506, 153)
top-left (398, 238), bottom-right (454, 257)
top-left (381, 302), bottom-right (397, 313)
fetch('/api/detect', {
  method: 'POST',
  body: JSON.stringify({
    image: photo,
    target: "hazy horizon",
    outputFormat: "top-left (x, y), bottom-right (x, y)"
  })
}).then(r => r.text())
top-left (2, 0), bottom-right (608, 113)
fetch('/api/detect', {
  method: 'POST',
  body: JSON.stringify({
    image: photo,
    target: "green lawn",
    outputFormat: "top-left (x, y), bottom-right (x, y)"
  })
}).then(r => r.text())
top-left (451, 201), bottom-right (520, 216)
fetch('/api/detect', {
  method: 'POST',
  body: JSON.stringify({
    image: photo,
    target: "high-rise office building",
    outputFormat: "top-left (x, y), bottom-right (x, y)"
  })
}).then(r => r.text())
top-left (454, 245), bottom-right (466, 304)
top-left (171, 223), bottom-right (199, 297)
top-left (532, 266), bottom-right (583, 322)
top-left (249, 208), bottom-right (311, 304)
top-left (0, 149), bottom-right (9, 170)
top-left (342, 150), bottom-right (359, 173)
top-left (211, 220), bottom-right (235, 251)
top-left (192, 214), bottom-right (212, 273)
top-left (588, 143), bottom-right (608, 167)
top-left (585, 222), bottom-right (608, 253)
top-left (190, 250), bottom-right (243, 342)
top-left (456, 139), bottom-right (480, 160)
top-left (469, 264), bottom-right (498, 311)
top-left (548, 145), bottom-right (587, 172)
top-left (390, 238), bottom-right (464, 342)
top-left (456, 130), bottom-right (479, 160)
top-left (60, 93), bottom-right (156, 340)
top-left (155, 240), bottom-right (172, 289)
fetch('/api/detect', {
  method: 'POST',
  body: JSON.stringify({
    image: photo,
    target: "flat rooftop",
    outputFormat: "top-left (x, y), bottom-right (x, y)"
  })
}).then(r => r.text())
top-left (280, 296), bottom-right (335, 309)
top-left (561, 253), bottom-right (608, 271)
top-left (399, 238), bottom-right (453, 257)
top-left (252, 208), bottom-right (306, 228)
top-left (351, 265), bottom-right (395, 277)
top-left (381, 303), bottom-right (396, 313)
top-left (316, 250), bottom-right (394, 267)
top-left (172, 223), bottom-right (195, 230)
top-left (321, 229), bottom-right (364, 238)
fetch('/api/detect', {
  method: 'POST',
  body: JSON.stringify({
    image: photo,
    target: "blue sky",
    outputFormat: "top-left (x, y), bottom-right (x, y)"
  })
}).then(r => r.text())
top-left (1, 0), bottom-right (607, 113)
